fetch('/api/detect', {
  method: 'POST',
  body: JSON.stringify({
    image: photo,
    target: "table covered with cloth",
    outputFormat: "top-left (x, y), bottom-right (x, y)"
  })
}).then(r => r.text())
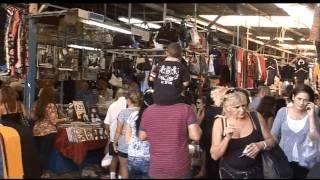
top-left (54, 128), bottom-right (108, 166)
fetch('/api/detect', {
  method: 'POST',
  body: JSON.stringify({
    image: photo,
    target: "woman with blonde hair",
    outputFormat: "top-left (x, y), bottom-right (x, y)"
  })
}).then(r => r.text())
top-left (0, 86), bottom-right (42, 178)
top-left (211, 88), bottom-right (275, 179)
top-left (113, 92), bottom-right (141, 179)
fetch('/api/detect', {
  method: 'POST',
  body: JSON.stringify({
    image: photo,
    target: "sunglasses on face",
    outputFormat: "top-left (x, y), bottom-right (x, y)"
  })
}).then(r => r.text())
top-left (225, 88), bottom-right (242, 95)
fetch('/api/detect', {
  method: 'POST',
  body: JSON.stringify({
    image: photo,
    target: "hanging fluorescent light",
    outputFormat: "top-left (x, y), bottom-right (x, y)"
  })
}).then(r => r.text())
top-left (165, 16), bottom-right (194, 27)
top-left (274, 37), bottom-right (294, 41)
top-left (277, 43), bottom-right (316, 50)
top-left (256, 36), bottom-right (271, 40)
top-left (118, 17), bottom-right (161, 29)
top-left (199, 15), bottom-right (309, 28)
top-left (80, 19), bottom-right (132, 34)
top-left (68, 44), bottom-right (101, 51)
top-left (300, 52), bottom-right (316, 56)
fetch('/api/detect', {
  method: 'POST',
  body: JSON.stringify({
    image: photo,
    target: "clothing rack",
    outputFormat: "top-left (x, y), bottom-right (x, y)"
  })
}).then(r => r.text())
top-left (106, 50), bottom-right (166, 57)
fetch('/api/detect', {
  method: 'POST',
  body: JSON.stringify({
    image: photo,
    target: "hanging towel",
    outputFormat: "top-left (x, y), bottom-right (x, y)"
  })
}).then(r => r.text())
top-left (0, 125), bottom-right (23, 179)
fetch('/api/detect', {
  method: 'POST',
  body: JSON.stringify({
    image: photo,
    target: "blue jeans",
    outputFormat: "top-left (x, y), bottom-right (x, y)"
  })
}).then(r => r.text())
top-left (128, 156), bottom-right (150, 179)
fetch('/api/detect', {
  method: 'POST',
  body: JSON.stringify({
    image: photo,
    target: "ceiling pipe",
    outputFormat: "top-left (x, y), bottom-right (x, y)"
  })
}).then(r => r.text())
top-left (143, 3), bottom-right (175, 16)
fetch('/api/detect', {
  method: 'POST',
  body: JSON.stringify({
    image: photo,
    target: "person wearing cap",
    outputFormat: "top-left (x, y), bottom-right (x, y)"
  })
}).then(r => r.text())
top-left (125, 89), bottom-right (154, 179)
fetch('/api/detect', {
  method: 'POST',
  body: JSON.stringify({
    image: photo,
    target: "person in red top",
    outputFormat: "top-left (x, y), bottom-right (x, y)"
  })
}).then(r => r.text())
top-left (139, 103), bottom-right (202, 178)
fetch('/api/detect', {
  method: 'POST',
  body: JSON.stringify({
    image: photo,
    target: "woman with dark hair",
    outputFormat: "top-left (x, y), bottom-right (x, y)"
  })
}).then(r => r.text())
top-left (32, 87), bottom-right (65, 178)
top-left (125, 89), bottom-right (153, 179)
top-left (0, 86), bottom-right (42, 178)
top-left (257, 95), bottom-right (277, 130)
top-left (271, 84), bottom-right (320, 178)
top-left (196, 96), bottom-right (208, 125)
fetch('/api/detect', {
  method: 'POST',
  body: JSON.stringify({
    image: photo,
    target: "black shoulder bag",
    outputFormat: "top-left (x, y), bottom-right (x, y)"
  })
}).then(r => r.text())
top-left (250, 111), bottom-right (293, 179)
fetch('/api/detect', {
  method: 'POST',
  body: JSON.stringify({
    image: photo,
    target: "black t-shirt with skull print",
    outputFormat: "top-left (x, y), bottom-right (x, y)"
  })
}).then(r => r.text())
top-left (150, 59), bottom-right (190, 105)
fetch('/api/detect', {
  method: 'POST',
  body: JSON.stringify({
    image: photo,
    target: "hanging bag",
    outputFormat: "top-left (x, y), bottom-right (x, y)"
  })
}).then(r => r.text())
top-left (250, 111), bottom-right (293, 179)
top-left (189, 53), bottom-right (201, 75)
top-left (188, 27), bottom-right (201, 49)
top-left (207, 31), bottom-right (219, 45)
top-left (137, 55), bottom-right (152, 71)
top-left (155, 21), bottom-right (178, 45)
top-left (178, 19), bottom-right (191, 48)
top-left (112, 33), bottom-right (135, 48)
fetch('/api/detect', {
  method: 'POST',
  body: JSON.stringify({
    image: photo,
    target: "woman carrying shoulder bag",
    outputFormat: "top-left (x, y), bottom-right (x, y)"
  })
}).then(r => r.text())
top-left (210, 88), bottom-right (276, 179)
top-left (271, 84), bottom-right (320, 178)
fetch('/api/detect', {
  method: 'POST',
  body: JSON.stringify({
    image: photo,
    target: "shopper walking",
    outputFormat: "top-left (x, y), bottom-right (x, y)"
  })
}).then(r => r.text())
top-left (113, 92), bottom-right (141, 179)
top-left (211, 88), bottom-right (275, 179)
top-left (139, 103), bottom-right (202, 178)
top-left (104, 88), bottom-right (127, 179)
top-left (256, 95), bottom-right (277, 130)
top-left (249, 85), bottom-right (271, 110)
top-left (271, 84), bottom-right (320, 178)
top-left (125, 89), bottom-right (154, 179)
top-left (0, 86), bottom-right (42, 178)
top-left (32, 87), bottom-right (66, 178)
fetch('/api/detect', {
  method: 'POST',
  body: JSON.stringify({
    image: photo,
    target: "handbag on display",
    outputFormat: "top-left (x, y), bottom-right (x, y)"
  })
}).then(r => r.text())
top-left (108, 73), bottom-right (123, 88)
top-left (155, 21), bottom-right (178, 45)
top-left (112, 33), bottom-right (135, 48)
top-left (199, 55), bottom-right (208, 75)
top-left (207, 31), bottom-right (220, 45)
top-left (178, 19), bottom-right (191, 48)
top-left (250, 112), bottom-right (293, 179)
top-left (137, 56), bottom-right (152, 71)
top-left (189, 54), bottom-right (201, 75)
top-left (188, 27), bottom-right (201, 49)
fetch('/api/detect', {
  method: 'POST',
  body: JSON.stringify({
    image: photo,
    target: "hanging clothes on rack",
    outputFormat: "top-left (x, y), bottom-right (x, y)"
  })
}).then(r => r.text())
top-left (230, 47), bottom-right (237, 87)
top-left (264, 57), bottom-right (280, 86)
top-left (313, 63), bottom-right (320, 89)
top-left (294, 59), bottom-right (309, 84)
top-left (0, 125), bottom-right (24, 179)
top-left (0, 6), bottom-right (7, 68)
top-left (256, 54), bottom-right (266, 82)
top-left (209, 47), bottom-right (221, 75)
top-left (236, 48), bottom-right (244, 88)
top-left (246, 53), bottom-right (255, 89)
top-left (280, 63), bottom-right (295, 82)
top-left (208, 53), bottom-right (215, 76)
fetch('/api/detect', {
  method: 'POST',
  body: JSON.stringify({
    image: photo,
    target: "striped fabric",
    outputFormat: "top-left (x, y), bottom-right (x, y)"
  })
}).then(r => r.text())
top-left (140, 103), bottom-right (196, 178)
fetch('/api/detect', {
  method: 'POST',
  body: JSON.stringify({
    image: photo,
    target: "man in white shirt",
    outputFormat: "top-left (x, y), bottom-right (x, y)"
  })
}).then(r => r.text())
top-left (104, 88), bottom-right (127, 179)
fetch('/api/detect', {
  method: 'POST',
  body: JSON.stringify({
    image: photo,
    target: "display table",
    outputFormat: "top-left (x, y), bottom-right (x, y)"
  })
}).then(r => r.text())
top-left (54, 128), bottom-right (108, 166)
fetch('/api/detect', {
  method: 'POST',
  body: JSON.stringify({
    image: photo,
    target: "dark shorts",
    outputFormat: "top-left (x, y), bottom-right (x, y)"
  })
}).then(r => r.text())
top-left (118, 151), bottom-right (128, 158)
top-left (109, 142), bottom-right (118, 156)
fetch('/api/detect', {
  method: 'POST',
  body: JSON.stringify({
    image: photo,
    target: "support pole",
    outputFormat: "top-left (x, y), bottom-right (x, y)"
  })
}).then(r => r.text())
top-left (163, 3), bottom-right (167, 23)
top-left (24, 17), bottom-right (37, 114)
top-left (60, 81), bottom-right (64, 104)
top-left (128, 3), bottom-right (132, 24)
